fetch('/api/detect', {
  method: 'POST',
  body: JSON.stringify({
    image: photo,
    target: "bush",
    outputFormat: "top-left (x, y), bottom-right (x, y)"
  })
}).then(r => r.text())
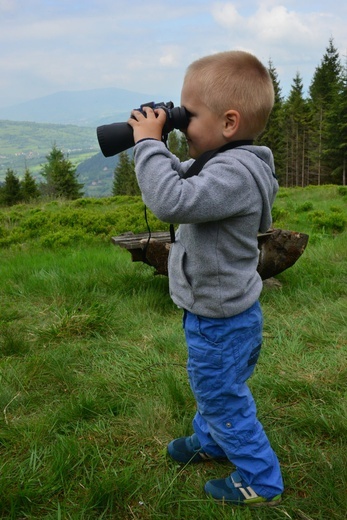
top-left (39, 230), bottom-right (91, 248)
top-left (296, 201), bottom-right (314, 212)
top-left (0, 196), bottom-right (166, 248)
top-left (309, 209), bottom-right (346, 233)
top-left (272, 205), bottom-right (289, 223)
top-left (276, 190), bottom-right (289, 198)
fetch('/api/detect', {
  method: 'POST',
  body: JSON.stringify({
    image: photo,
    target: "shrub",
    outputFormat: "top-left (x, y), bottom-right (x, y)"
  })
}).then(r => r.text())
top-left (272, 205), bottom-right (289, 223)
top-left (20, 211), bottom-right (49, 232)
top-left (309, 210), bottom-right (346, 233)
top-left (330, 205), bottom-right (344, 213)
top-left (296, 201), bottom-right (314, 213)
top-left (39, 230), bottom-right (91, 248)
top-left (276, 190), bottom-right (289, 198)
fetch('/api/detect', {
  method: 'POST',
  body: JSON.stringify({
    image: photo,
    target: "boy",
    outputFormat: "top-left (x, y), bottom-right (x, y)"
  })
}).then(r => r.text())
top-left (127, 50), bottom-right (284, 507)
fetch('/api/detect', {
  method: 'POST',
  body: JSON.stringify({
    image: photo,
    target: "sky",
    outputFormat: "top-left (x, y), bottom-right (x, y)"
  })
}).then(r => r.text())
top-left (1, 0), bottom-right (347, 108)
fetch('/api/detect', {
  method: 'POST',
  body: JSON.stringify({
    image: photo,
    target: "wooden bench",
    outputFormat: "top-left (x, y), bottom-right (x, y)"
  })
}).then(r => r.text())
top-left (112, 229), bottom-right (309, 280)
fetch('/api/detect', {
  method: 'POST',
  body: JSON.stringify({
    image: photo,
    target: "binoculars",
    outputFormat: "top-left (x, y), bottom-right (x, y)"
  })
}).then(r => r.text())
top-left (96, 101), bottom-right (190, 157)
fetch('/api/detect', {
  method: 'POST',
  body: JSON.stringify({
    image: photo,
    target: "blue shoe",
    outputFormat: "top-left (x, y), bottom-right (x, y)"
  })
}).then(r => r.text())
top-left (205, 471), bottom-right (282, 507)
top-left (167, 434), bottom-right (227, 464)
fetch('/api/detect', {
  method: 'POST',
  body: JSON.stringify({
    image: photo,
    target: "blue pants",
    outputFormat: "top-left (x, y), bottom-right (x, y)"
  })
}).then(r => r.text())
top-left (184, 302), bottom-right (284, 499)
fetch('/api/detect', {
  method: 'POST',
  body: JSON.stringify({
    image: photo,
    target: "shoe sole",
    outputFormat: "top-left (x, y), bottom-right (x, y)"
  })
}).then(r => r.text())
top-left (247, 496), bottom-right (282, 507)
top-left (206, 495), bottom-right (282, 507)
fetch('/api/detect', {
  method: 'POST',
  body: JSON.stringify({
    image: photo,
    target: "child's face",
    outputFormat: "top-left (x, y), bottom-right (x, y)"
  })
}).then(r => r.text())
top-left (180, 79), bottom-right (228, 159)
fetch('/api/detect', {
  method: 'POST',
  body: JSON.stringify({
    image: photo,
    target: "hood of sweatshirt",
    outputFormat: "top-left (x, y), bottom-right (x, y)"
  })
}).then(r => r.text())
top-left (230, 145), bottom-right (278, 233)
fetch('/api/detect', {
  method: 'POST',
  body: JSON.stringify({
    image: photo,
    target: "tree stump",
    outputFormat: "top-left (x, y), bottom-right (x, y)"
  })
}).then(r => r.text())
top-left (111, 229), bottom-right (309, 280)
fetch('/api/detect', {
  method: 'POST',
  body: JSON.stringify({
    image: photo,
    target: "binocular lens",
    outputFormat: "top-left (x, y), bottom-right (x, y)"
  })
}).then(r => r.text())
top-left (97, 122), bottom-right (134, 157)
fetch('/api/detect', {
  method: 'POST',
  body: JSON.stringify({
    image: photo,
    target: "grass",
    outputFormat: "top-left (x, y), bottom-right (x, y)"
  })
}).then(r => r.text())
top-left (0, 186), bottom-right (346, 519)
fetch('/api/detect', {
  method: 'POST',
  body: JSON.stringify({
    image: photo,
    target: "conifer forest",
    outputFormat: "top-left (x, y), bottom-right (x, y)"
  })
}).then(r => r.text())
top-left (259, 38), bottom-right (347, 187)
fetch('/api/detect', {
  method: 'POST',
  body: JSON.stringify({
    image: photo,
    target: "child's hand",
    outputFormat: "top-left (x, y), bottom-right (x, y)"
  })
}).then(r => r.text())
top-left (127, 106), bottom-right (166, 143)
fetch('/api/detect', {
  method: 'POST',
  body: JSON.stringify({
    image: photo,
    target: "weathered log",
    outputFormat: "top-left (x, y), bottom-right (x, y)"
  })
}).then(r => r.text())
top-left (111, 229), bottom-right (309, 280)
top-left (256, 229), bottom-right (309, 279)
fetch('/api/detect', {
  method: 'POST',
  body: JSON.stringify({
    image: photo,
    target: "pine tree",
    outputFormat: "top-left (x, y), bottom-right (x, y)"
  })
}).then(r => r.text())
top-left (113, 151), bottom-right (139, 195)
top-left (308, 38), bottom-right (342, 184)
top-left (325, 58), bottom-right (347, 185)
top-left (168, 130), bottom-right (190, 161)
top-left (257, 60), bottom-right (286, 183)
top-left (0, 168), bottom-right (22, 206)
top-left (40, 145), bottom-right (84, 199)
top-left (309, 38), bottom-right (341, 105)
top-left (178, 132), bottom-right (190, 161)
top-left (283, 73), bottom-right (310, 186)
top-left (127, 155), bottom-right (140, 195)
top-left (168, 130), bottom-right (180, 157)
top-left (20, 168), bottom-right (40, 202)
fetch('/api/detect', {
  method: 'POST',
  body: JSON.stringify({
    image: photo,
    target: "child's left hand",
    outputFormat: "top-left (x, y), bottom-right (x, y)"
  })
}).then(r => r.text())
top-left (127, 106), bottom-right (166, 143)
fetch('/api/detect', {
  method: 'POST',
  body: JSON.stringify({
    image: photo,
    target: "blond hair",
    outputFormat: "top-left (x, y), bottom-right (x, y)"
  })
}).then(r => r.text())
top-left (185, 51), bottom-right (274, 138)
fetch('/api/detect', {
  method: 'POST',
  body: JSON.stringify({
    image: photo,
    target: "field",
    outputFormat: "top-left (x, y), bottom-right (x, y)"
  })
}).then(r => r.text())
top-left (0, 120), bottom-right (98, 178)
top-left (0, 186), bottom-right (346, 519)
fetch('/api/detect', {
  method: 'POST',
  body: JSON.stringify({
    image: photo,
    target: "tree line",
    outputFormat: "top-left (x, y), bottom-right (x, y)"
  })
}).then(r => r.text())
top-left (259, 38), bottom-right (346, 187)
top-left (1, 38), bottom-right (346, 205)
top-left (113, 38), bottom-right (346, 195)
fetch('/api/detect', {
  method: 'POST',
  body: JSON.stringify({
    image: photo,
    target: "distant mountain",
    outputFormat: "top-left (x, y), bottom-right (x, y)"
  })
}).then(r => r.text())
top-left (0, 88), bottom-right (170, 127)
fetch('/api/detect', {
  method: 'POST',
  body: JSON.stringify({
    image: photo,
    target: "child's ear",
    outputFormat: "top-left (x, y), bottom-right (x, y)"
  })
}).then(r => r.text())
top-left (223, 110), bottom-right (240, 138)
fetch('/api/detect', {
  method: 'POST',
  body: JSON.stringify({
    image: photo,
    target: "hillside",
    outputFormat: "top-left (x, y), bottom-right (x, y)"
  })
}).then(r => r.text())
top-left (0, 119), bottom-right (122, 196)
top-left (76, 152), bottom-right (119, 197)
top-left (0, 119), bottom-right (97, 173)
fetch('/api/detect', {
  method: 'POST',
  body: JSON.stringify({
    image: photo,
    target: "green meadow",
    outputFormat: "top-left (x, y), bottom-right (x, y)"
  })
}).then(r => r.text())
top-left (0, 185), bottom-right (346, 519)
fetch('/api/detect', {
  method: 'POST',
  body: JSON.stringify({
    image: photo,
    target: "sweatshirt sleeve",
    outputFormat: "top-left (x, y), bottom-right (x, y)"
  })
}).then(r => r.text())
top-left (133, 139), bottom-right (254, 224)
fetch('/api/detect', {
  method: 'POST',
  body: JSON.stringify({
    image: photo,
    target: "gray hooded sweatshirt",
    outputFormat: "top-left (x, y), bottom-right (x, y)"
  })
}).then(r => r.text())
top-left (134, 139), bottom-right (278, 318)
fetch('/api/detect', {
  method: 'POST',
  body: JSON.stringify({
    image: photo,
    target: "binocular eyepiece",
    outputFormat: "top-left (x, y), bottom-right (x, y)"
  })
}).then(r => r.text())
top-left (96, 101), bottom-right (190, 157)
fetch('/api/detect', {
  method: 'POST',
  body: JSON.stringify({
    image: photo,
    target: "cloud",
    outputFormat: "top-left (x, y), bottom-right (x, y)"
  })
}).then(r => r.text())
top-left (211, 2), bottom-right (243, 28)
top-left (159, 47), bottom-right (181, 67)
top-left (0, 0), bottom-right (16, 12)
top-left (0, 0), bottom-right (346, 106)
top-left (209, 1), bottom-right (347, 91)
top-left (211, 1), bottom-right (346, 47)
top-left (250, 5), bottom-right (312, 43)
top-left (211, 2), bottom-right (327, 44)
